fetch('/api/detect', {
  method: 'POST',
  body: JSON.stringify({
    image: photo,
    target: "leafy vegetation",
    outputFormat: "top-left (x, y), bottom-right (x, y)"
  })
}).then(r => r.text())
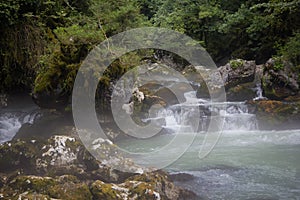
top-left (0, 0), bottom-right (299, 104)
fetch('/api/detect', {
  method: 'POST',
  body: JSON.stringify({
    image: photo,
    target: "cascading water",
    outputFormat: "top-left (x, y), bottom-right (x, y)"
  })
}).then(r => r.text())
top-left (0, 111), bottom-right (40, 144)
top-left (152, 91), bottom-right (258, 133)
top-left (0, 95), bottom-right (41, 144)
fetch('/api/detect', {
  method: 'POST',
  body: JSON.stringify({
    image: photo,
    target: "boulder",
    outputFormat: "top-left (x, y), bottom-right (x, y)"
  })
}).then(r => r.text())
top-left (196, 60), bottom-right (256, 101)
top-left (262, 58), bottom-right (299, 100)
top-left (0, 134), bottom-right (199, 199)
top-left (247, 98), bottom-right (300, 130)
top-left (32, 88), bottom-right (70, 110)
top-left (219, 59), bottom-right (256, 90)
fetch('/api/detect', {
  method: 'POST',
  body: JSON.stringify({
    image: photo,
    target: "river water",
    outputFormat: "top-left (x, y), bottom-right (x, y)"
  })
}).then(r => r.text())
top-left (116, 91), bottom-right (300, 200)
top-left (1, 93), bottom-right (299, 199)
top-left (0, 94), bottom-right (40, 143)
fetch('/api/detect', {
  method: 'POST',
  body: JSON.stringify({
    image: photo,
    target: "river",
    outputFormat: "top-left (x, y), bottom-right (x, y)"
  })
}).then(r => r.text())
top-left (1, 93), bottom-right (300, 199)
top-left (116, 91), bottom-right (300, 200)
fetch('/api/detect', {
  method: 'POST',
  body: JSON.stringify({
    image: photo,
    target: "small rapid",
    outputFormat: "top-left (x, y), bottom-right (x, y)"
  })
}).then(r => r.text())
top-left (0, 94), bottom-right (41, 144)
top-left (150, 91), bottom-right (258, 133)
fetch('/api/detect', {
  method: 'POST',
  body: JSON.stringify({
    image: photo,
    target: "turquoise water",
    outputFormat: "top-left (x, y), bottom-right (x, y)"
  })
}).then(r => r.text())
top-left (117, 130), bottom-right (300, 199)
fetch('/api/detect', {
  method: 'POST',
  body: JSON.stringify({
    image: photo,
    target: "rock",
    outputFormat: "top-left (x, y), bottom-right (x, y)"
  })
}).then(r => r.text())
top-left (126, 170), bottom-right (199, 200)
top-left (0, 93), bottom-right (7, 108)
top-left (219, 59), bottom-right (256, 90)
top-left (0, 136), bottom-right (200, 199)
top-left (247, 99), bottom-right (300, 130)
top-left (154, 87), bottom-right (179, 105)
top-left (1, 175), bottom-right (92, 199)
top-left (195, 60), bottom-right (256, 101)
top-left (262, 58), bottom-right (299, 100)
top-left (32, 88), bottom-right (69, 110)
top-left (14, 110), bottom-right (74, 141)
top-left (226, 82), bottom-right (256, 101)
top-left (169, 173), bottom-right (196, 182)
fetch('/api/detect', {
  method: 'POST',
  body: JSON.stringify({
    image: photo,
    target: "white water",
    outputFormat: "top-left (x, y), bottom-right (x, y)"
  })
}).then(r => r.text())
top-left (117, 91), bottom-right (300, 199)
top-left (0, 95), bottom-right (40, 144)
top-left (0, 112), bottom-right (40, 143)
top-left (147, 91), bottom-right (258, 132)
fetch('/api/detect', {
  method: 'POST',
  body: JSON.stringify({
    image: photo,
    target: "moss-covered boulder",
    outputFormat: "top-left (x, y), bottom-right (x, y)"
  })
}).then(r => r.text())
top-left (0, 136), bottom-right (199, 200)
top-left (0, 139), bottom-right (40, 174)
top-left (219, 59), bottom-right (256, 90)
top-left (247, 99), bottom-right (300, 129)
top-left (262, 58), bottom-right (299, 100)
top-left (90, 171), bottom-right (198, 200)
top-left (1, 175), bottom-right (92, 199)
top-left (226, 82), bottom-right (256, 101)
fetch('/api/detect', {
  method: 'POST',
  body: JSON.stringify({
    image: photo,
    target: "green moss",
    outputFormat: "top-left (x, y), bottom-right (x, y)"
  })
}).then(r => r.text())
top-left (9, 176), bottom-right (57, 193)
top-left (229, 59), bottom-right (244, 69)
top-left (0, 140), bottom-right (40, 172)
top-left (15, 193), bottom-right (52, 200)
top-left (273, 56), bottom-right (284, 71)
top-left (48, 183), bottom-right (92, 200)
top-left (90, 180), bottom-right (122, 200)
top-left (128, 182), bottom-right (157, 200)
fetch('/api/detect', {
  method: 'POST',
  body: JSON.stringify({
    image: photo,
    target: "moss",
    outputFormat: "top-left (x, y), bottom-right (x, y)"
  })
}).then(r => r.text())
top-left (0, 140), bottom-right (40, 173)
top-left (90, 180), bottom-right (122, 200)
top-left (229, 59), bottom-right (244, 69)
top-left (273, 56), bottom-right (284, 71)
top-left (251, 100), bottom-right (300, 128)
top-left (128, 182), bottom-right (158, 200)
top-left (0, 20), bottom-right (47, 92)
top-left (48, 182), bottom-right (92, 200)
top-left (15, 193), bottom-right (52, 200)
top-left (9, 176), bottom-right (57, 193)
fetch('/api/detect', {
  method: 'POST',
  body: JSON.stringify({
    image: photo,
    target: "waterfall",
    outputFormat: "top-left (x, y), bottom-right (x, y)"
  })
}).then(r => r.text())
top-left (149, 91), bottom-right (258, 133)
top-left (253, 83), bottom-right (267, 100)
top-left (253, 65), bottom-right (267, 101)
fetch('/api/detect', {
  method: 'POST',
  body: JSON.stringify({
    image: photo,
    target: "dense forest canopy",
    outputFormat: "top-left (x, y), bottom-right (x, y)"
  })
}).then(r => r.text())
top-left (0, 0), bottom-right (299, 97)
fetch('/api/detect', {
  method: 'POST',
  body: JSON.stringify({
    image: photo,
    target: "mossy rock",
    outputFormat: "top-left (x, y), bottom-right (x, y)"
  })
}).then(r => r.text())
top-left (91, 180), bottom-right (123, 200)
top-left (0, 140), bottom-right (41, 173)
top-left (48, 182), bottom-right (92, 200)
top-left (8, 176), bottom-right (57, 194)
top-left (227, 82), bottom-right (256, 101)
top-left (262, 58), bottom-right (299, 100)
top-left (247, 99), bottom-right (300, 129)
top-left (127, 182), bottom-right (159, 200)
top-left (4, 175), bottom-right (92, 200)
top-left (14, 193), bottom-right (52, 200)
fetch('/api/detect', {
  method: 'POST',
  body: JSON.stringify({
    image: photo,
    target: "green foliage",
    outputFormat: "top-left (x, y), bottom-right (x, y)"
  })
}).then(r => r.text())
top-left (90, 0), bottom-right (148, 36)
top-left (31, 0), bottom-right (148, 108)
top-left (278, 32), bottom-right (300, 67)
top-left (149, 0), bottom-right (300, 64)
top-left (1, 0), bottom-right (300, 102)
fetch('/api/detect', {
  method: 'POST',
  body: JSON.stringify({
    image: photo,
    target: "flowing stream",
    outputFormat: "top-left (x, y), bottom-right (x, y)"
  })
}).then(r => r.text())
top-left (1, 92), bottom-right (299, 199)
top-left (0, 94), bottom-right (40, 143)
top-left (117, 91), bottom-right (300, 199)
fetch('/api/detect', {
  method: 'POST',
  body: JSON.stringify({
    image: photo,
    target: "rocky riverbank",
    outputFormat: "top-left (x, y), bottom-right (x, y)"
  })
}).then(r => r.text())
top-left (1, 57), bottom-right (300, 199)
top-left (0, 133), bottom-right (198, 199)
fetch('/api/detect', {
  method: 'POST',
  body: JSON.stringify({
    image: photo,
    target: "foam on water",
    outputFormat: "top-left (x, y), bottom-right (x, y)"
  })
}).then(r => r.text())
top-left (0, 112), bottom-right (40, 143)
